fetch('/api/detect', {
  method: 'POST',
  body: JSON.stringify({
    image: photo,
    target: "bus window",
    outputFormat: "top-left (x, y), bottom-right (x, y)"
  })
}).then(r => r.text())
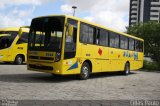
top-left (109, 32), bottom-right (119, 48)
top-left (139, 41), bottom-right (143, 52)
top-left (135, 40), bottom-right (143, 52)
top-left (129, 38), bottom-right (134, 50)
top-left (0, 31), bottom-right (18, 49)
top-left (16, 32), bottom-right (29, 44)
top-left (99, 29), bottom-right (108, 46)
top-left (0, 36), bottom-right (9, 49)
top-left (64, 19), bottom-right (78, 59)
top-left (80, 23), bottom-right (94, 44)
top-left (80, 24), bottom-right (88, 43)
top-left (28, 17), bottom-right (64, 51)
top-left (120, 35), bottom-right (128, 49)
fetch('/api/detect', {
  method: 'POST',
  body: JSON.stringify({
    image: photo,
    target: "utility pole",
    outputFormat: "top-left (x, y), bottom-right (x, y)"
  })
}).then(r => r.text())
top-left (72, 6), bottom-right (77, 16)
top-left (158, 9), bottom-right (160, 23)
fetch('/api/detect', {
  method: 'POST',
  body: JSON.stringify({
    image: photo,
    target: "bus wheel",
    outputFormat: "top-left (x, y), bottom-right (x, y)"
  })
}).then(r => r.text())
top-left (123, 63), bottom-right (130, 75)
top-left (15, 55), bottom-right (23, 65)
top-left (80, 62), bottom-right (91, 80)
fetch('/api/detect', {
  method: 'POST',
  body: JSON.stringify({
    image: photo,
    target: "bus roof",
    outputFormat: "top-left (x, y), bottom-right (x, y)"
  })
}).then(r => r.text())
top-left (0, 27), bottom-right (29, 33)
top-left (33, 14), bottom-right (144, 41)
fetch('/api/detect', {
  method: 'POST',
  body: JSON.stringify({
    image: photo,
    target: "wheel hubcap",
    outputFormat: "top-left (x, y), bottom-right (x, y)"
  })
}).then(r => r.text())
top-left (18, 57), bottom-right (22, 64)
top-left (82, 66), bottom-right (88, 78)
top-left (126, 65), bottom-right (129, 74)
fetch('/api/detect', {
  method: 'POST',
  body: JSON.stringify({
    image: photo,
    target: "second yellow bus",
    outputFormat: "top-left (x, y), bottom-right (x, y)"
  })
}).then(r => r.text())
top-left (0, 27), bottom-right (29, 64)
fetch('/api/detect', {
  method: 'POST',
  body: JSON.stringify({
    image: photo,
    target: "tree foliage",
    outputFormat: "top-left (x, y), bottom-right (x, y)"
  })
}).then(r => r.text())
top-left (126, 21), bottom-right (160, 63)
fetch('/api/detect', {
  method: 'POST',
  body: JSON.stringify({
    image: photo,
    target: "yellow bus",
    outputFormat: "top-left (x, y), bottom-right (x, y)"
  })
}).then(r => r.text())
top-left (0, 27), bottom-right (29, 64)
top-left (27, 15), bottom-right (144, 80)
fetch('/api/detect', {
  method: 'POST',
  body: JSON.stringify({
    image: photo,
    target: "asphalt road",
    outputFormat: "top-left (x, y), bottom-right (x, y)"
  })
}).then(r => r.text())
top-left (0, 64), bottom-right (160, 100)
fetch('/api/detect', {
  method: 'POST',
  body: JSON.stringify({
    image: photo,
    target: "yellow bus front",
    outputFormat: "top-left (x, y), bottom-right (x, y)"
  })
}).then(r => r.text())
top-left (27, 15), bottom-right (83, 75)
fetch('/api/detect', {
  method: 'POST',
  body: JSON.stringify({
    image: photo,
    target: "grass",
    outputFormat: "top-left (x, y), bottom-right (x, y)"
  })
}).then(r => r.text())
top-left (143, 60), bottom-right (160, 71)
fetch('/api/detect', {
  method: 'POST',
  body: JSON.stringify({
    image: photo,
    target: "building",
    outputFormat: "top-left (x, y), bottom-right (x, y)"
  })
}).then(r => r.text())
top-left (129, 0), bottom-right (160, 26)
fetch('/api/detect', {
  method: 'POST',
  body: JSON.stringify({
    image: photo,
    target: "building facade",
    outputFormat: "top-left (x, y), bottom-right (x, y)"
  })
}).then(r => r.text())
top-left (129, 0), bottom-right (160, 26)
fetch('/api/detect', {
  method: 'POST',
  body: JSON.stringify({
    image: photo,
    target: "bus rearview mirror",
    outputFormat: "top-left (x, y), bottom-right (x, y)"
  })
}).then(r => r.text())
top-left (68, 24), bottom-right (74, 37)
top-left (18, 28), bottom-right (23, 37)
top-left (18, 26), bottom-right (30, 37)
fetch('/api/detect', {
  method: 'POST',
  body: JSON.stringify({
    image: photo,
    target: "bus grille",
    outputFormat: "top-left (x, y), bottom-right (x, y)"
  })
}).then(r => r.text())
top-left (29, 64), bottom-right (53, 70)
top-left (29, 56), bottom-right (39, 59)
top-left (29, 56), bottom-right (54, 61)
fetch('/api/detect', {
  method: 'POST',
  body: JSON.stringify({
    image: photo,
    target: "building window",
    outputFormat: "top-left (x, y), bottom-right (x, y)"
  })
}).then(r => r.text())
top-left (151, 0), bottom-right (159, 2)
top-left (132, 4), bottom-right (138, 6)
top-left (132, 8), bottom-right (137, 11)
top-left (131, 17), bottom-right (137, 20)
top-left (150, 15), bottom-right (159, 17)
top-left (131, 13), bottom-right (137, 15)
top-left (150, 10), bottom-right (159, 12)
top-left (151, 5), bottom-right (160, 7)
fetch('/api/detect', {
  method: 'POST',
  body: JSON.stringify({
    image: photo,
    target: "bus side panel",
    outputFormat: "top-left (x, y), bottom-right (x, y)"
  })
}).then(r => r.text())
top-left (108, 48), bottom-right (125, 71)
top-left (0, 48), bottom-right (10, 62)
top-left (61, 58), bottom-right (81, 75)
top-left (80, 43), bottom-right (101, 73)
top-left (14, 43), bottom-right (27, 62)
top-left (11, 36), bottom-right (27, 62)
top-left (130, 52), bottom-right (144, 70)
top-left (6, 37), bottom-right (19, 62)
top-left (99, 46), bottom-right (111, 72)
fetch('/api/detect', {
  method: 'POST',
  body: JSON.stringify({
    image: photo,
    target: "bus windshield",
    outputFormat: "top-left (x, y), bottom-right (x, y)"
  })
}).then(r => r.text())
top-left (0, 31), bottom-right (18, 49)
top-left (28, 17), bottom-right (64, 52)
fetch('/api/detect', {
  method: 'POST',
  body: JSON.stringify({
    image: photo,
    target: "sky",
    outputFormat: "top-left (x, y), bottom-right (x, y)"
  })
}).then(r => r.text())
top-left (0, 0), bottom-right (130, 31)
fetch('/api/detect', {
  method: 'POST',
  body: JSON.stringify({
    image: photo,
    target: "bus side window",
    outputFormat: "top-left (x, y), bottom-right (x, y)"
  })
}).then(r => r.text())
top-left (135, 40), bottom-right (143, 52)
top-left (109, 32), bottom-right (119, 48)
top-left (135, 40), bottom-right (139, 52)
top-left (16, 32), bottom-right (28, 44)
top-left (140, 41), bottom-right (143, 52)
top-left (120, 35), bottom-right (128, 50)
top-left (94, 28), bottom-right (99, 45)
top-left (64, 19), bottom-right (78, 59)
top-left (129, 38), bottom-right (134, 50)
top-left (99, 29), bottom-right (108, 46)
top-left (80, 23), bottom-right (94, 44)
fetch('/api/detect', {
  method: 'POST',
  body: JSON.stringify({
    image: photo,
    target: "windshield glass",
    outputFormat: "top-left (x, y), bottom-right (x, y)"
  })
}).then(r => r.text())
top-left (0, 31), bottom-right (18, 49)
top-left (28, 17), bottom-right (64, 52)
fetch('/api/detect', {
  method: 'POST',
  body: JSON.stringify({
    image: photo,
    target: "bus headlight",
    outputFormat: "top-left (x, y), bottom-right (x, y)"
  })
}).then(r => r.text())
top-left (55, 52), bottom-right (61, 62)
top-left (0, 54), bottom-right (3, 59)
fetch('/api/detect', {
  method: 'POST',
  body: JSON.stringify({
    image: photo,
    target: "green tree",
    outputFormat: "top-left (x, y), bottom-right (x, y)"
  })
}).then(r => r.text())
top-left (126, 21), bottom-right (160, 64)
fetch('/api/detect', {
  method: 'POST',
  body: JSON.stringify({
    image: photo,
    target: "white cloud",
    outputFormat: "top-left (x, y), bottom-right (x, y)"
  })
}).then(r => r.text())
top-left (84, 16), bottom-right (94, 22)
top-left (0, 0), bottom-right (55, 28)
top-left (0, 0), bottom-right (55, 7)
top-left (61, 4), bottom-right (73, 15)
top-left (1, 0), bottom-right (130, 31)
top-left (61, 0), bottom-right (129, 31)
top-left (0, 3), bottom-right (5, 9)
top-left (0, 6), bottom-right (35, 28)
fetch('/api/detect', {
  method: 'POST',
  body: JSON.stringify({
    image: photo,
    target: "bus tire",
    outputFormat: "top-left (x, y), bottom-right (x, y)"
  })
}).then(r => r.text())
top-left (15, 55), bottom-right (23, 65)
top-left (79, 62), bottom-right (91, 80)
top-left (122, 63), bottom-right (130, 75)
top-left (4, 62), bottom-right (11, 64)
